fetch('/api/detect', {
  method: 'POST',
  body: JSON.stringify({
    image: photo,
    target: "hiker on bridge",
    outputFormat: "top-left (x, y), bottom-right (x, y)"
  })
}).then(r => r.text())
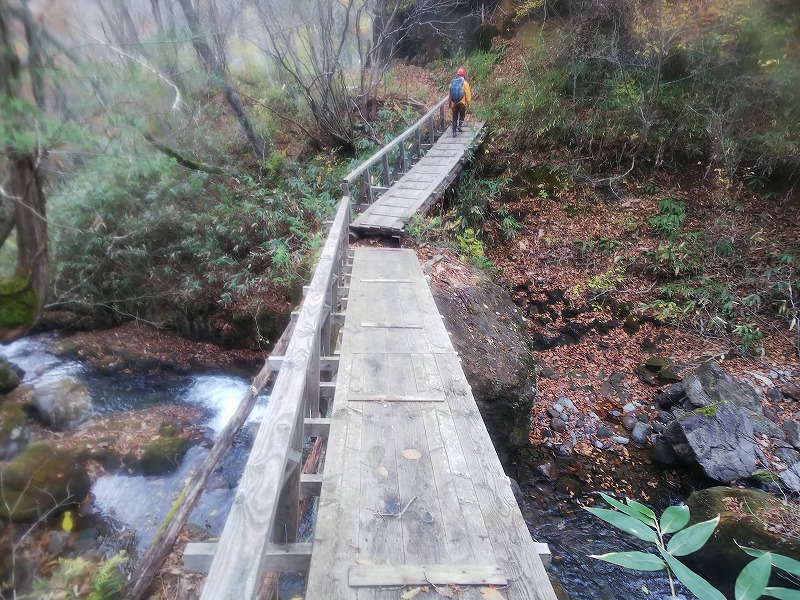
top-left (449, 67), bottom-right (472, 137)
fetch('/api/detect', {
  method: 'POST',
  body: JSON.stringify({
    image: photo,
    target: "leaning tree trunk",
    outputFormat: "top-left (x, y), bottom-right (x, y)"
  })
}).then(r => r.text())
top-left (175, 0), bottom-right (266, 160)
top-left (0, 153), bottom-right (47, 342)
top-left (0, 0), bottom-right (49, 341)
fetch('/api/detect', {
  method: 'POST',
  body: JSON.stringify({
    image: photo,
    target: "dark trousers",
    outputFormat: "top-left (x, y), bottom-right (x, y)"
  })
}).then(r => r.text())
top-left (452, 104), bottom-right (466, 132)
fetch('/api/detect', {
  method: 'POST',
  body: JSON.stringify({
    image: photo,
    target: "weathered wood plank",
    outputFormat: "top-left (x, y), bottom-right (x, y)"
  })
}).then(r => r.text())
top-left (352, 123), bottom-right (485, 235)
top-left (185, 543), bottom-right (312, 574)
top-left (199, 198), bottom-right (350, 600)
top-left (348, 564), bottom-right (507, 587)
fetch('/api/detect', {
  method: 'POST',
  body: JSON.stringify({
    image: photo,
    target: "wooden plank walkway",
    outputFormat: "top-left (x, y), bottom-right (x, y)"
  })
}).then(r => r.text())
top-left (306, 248), bottom-right (557, 600)
top-left (351, 122), bottom-right (485, 236)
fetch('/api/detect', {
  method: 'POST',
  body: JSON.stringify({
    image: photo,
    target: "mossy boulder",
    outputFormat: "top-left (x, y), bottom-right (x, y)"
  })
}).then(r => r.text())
top-left (33, 376), bottom-right (93, 430)
top-left (0, 442), bottom-right (91, 522)
top-left (0, 356), bottom-right (22, 393)
top-left (431, 260), bottom-right (536, 470)
top-left (140, 436), bottom-right (189, 476)
top-left (685, 486), bottom-right (800, 596)
top-left (0, 277), bottom-right (38, 342)
top-left (0, 404), bottom-right (30, 460)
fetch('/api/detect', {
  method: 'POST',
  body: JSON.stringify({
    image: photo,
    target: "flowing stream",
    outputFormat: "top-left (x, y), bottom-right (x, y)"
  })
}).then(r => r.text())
top-left (1, 335), bottom-right (263, 556)
top-left (3, 335), bottom-right (695, 598)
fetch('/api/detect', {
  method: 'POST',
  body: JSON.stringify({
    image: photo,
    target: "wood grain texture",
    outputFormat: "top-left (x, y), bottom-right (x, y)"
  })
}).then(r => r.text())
top-left (307, 249), bottom-right (556, 600)
top-left (199, 198), bottom-right (350, 600)
top-left (351, 123), bottom-right (485, 235)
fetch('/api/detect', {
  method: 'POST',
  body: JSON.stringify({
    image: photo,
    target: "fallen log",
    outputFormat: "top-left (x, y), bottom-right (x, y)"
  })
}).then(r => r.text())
top-left (126, 323), bottom-right (294, 600)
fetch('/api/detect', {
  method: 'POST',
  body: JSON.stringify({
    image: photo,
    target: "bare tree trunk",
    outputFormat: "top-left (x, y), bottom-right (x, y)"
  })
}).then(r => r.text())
top-left (176, 0), bottom-right (266, 160)
top-left (0, 197), bottom-right (15, 248)
top-left (0, 0), bottom-right (49, 337)
top-left (10, 153), bottom-right (48, 313)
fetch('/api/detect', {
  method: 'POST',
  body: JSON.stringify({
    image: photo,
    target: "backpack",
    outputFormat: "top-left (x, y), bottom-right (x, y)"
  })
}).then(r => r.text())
top-left (449, 77), bottom-right (465, 103)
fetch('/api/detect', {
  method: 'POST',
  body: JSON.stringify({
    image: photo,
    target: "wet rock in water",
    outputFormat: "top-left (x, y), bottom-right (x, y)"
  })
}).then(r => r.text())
top-left (0, 442), bottom-right (90, 521)
top-left (686, 486), bottom-right (800, 598)
top-left (536, 461), bottom-right (556, 479)
top-left (651, 435), bottom-right (680, 466)
top-left (140, 436), bottom-right (190, 476)
top-left (0, 356), bottom-right (22, 393)
top-left (784, 420), bottom-right (800, 450)
top-left (0, 404), bottom-right (30, 460)
top-left (631, 422), bottom-right (652, 445)
top-left (652, 421), bottom-right (666, 434)
top-left (32, 376), bottom-right (93, 430)
top-left (551, 418), bottom-right (567, 433)
top-left (431, 264), bottom-right (536, 470)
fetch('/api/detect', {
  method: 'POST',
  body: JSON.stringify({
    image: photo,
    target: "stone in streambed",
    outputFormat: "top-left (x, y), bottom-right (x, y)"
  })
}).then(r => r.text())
top-left (596, 426), bottom-right (613, 439)
top-left (0, 442), bottom-right (90, 521)
top-left (651, 435), bottom-right (680, 466)
top-left (611, 436), bottom-right (629, 445)
top-left (686, 487), bottom-right (800, 598)
top-left (0, 404), bottom-right (30, 460)
top-left (140, 436), bottom-right (190, 476)
top-left (550, 418), bottom-right (567, 433)
top-left (0, 356), bottom-right (22, 393)
top-left (32, 376), bottom-right (93, 430)
top-left (622, 415), bottom-right (638, 431)
top-left (784, 420), bottom-right (800, 450)
top-left (631, 422), bottom-right (652, 445)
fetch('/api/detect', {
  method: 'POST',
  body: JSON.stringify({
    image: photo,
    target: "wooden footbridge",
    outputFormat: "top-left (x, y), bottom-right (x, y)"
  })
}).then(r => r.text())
top-left (187, 98), bottom-right (557, 599)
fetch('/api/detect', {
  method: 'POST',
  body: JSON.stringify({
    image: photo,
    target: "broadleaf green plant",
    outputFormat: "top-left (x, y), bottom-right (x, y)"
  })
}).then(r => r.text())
top-left (586, 493), bottom-right (724, 599)
top-left (737, 546), bottom-right (800, 600)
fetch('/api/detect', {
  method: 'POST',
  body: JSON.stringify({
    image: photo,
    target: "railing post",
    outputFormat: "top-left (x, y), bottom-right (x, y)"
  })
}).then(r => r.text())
top-left (427, 114), bottom-right (435, 146)
top-left (273, 406), bottom-right (303, 544)
top-left (399, 140), bottom-right (407, 174)
top-left (439, 103), bottom-right (445, 134)
top-left (382, 153), bottom-right (391, 186)
top-left (414, 128), bottom-right (422, 160)
top-left (365, 172), bottom-right (374, 204)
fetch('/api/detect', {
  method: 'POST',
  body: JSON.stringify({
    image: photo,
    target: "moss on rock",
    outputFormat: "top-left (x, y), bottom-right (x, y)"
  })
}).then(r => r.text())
top-left (0, 404), bottom-right (30, 460)
top-left (0, 277), bottom-right (37, 329)
top-left (686, 486), bottom-right (800, 596)
top-left (140, 436), bottom-right (189, 476)
top-left (0, 442), bottom-right (90, 522)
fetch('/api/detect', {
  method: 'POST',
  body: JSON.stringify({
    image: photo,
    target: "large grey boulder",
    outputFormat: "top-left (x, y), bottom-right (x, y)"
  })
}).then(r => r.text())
top-left (430, 260), bottom-right (536, 470)
top-left (680, 360), bottom-right (762, 411)
top-left (663, 401), bottom-right (758, 482)
top-left (653, 361), bottom-right (764, 483)
top-left (33, 376), bottom-right (93, 430)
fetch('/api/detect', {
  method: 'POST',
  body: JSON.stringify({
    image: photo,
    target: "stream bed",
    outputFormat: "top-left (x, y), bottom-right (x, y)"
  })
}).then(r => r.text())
top-left (2, 335), bottom-right (696, 599)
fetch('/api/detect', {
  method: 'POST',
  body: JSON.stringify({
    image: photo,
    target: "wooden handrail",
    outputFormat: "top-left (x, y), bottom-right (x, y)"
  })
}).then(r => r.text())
top-left (199, 197), bottom-right (351, 600)
top-left (342, 96), bottom-right (448, 202)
